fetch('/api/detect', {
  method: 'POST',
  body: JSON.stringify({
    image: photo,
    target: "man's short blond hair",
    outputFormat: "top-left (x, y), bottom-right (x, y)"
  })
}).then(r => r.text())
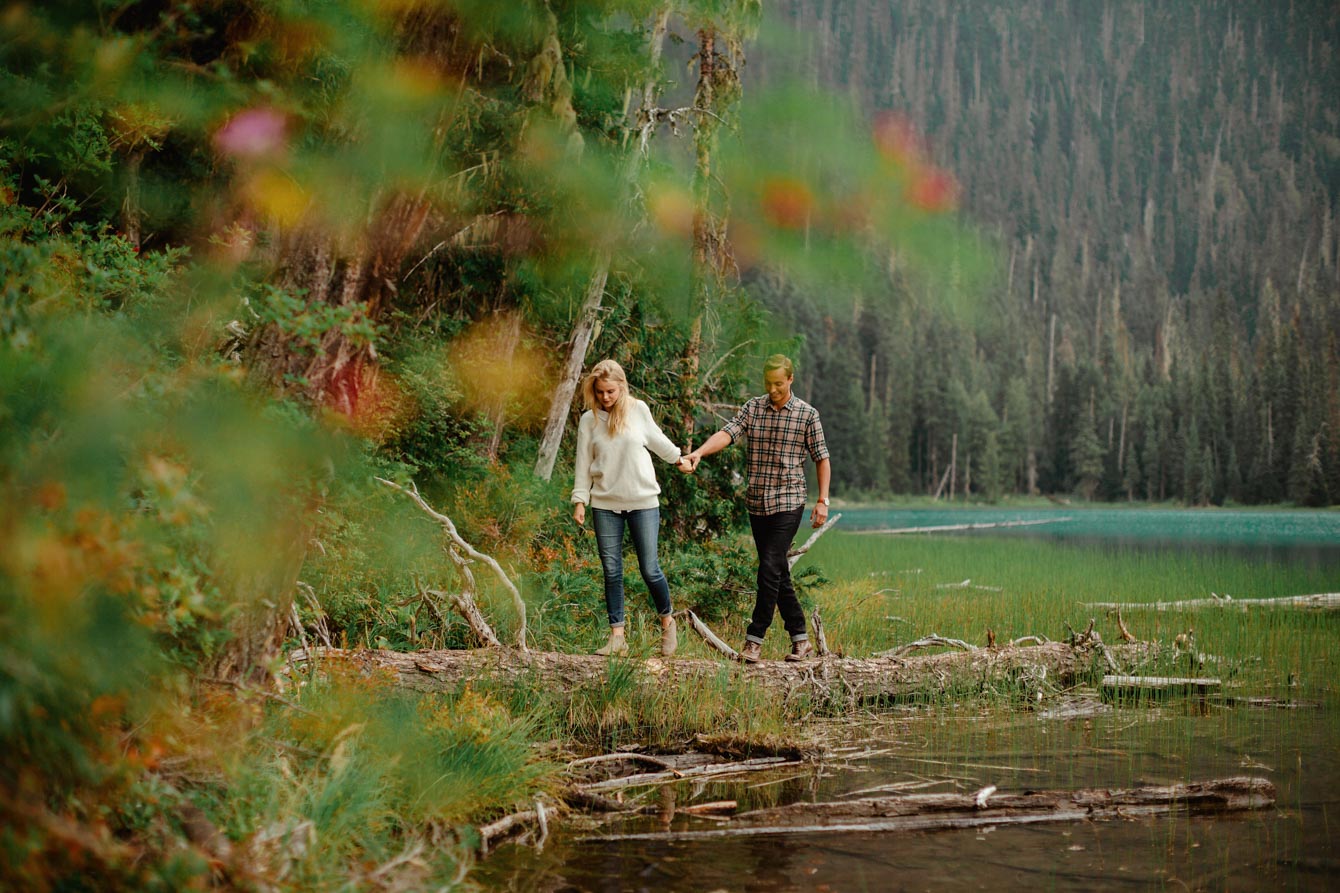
top-left (764, 354), bottom-right (794, 377)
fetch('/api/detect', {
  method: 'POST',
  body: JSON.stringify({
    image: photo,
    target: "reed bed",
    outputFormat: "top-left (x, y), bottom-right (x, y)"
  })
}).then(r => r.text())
top-left (803, 533), bottom-right (1340, 697)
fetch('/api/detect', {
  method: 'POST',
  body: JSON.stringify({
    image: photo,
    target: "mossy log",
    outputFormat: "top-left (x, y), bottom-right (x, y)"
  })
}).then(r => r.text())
top-left (288, 641), bottom-right (1159, 705)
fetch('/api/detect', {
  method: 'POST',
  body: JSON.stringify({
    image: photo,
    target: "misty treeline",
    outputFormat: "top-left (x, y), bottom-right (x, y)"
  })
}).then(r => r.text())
top-left (759, 0), bottom-right (1340, 506)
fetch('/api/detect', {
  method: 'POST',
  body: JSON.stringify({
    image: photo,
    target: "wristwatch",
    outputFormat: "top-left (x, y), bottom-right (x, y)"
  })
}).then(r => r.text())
top-left (817, 497), bottom-right (830, 506)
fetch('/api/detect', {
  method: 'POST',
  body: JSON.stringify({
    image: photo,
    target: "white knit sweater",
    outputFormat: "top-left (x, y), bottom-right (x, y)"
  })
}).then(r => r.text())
top-left (571, 399), bottom-right (682, 511)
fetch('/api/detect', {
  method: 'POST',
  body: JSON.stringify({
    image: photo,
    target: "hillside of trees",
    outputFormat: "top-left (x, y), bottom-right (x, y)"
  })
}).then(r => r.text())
top-left (755, 0), bottom-right (1340, 505)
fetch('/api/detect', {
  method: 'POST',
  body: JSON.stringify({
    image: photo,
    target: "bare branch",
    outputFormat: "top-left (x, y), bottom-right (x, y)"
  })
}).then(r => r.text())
top-left (787, 512), bottom-right (841, 569)
top-left (811, 607), bottom-right (829, 657)
top-left (377, 477), bottom-right (527, 650)
top-left (874, 634), bottom-right (977, 659)
top-left (683, 610), bottom-right (739, 660)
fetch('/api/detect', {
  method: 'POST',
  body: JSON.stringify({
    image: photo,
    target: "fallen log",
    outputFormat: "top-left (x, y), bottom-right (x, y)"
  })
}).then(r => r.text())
top-left (1083, 592), bottom-right (1340, 612)
top-left (854, 517), bottom-right (1073, 536)
top-left (288, 640), bottom-right (1158, 707)
top-left (582, 777), bottom-right (1275, 841)
top-left (1102, 675), bottom-right (1222, 699)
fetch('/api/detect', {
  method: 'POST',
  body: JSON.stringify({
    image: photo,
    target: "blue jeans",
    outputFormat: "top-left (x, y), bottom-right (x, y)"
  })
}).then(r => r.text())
top-left (592, 507), bottom-right (673, 627)
top-left (746, 507), bottom-right (808, 644)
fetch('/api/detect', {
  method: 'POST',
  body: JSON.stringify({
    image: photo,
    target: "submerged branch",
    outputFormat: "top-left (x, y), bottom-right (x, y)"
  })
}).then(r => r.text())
top-left (580, 777), bottom-right (1275, 841)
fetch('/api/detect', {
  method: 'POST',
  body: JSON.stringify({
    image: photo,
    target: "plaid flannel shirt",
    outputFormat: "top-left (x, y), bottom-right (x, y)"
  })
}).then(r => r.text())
top-left (722, 394), bottom-right (830, 515)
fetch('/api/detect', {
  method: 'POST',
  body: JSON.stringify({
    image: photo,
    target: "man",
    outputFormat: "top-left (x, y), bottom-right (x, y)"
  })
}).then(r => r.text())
top-left (683, 354), bottom-right (831, 662)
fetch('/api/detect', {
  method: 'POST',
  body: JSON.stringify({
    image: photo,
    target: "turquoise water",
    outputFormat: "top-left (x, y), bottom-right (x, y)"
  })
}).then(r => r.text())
top-left (837, 507), bottom-right (1340, 568)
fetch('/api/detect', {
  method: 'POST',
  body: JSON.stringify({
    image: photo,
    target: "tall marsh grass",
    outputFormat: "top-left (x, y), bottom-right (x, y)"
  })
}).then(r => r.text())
top-left (802, 533), bottom-right (1340, 697)
top-left (478, 661), bottom-right (799, 754)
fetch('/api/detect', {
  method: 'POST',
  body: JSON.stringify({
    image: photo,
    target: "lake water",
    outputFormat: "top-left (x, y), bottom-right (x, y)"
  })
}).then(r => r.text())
top-left (835, 506), bottom-right (1340, 566)
top-left (475, 508), bottom-right (1340, 891)
top-left (478, 704), bottom-right (1340, 891)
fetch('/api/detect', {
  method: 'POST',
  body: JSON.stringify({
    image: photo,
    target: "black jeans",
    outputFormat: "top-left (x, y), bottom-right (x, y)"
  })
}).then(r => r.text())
top-left (746, 507), bottom-right (808, 644)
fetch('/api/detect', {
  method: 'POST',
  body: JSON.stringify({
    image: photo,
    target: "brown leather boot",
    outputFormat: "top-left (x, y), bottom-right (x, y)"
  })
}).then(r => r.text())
top-left (739, 641), bottom-right (762, 663)
top-left (785, 639), bottom-right (813, 662)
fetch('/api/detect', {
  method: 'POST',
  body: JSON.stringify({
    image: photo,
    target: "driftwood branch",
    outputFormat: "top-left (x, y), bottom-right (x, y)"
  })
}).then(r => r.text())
top-left (787, 512), bottom-right (841, 569)
top-left (1084, 593), bottom-right (1340, 612)
top-left (1102, 675), bottom-right (1222, 698)
top-left (425, 588), bottom-right (502, 648)
top-left (683, 610), bottom-right (739, 660)
top-left (376, 477), bottom-right (527, 649)
top-left (811, 607), bottom-right (828, 656)
top-left (933, 578), bottom-right (1002, 592)
top-left (855, 517), bottom-right (1073, 535)
top-left (478, 808), bottom-right (543, 855)
top-left (874, 634), bottom-right (977, 659)
top-left (567, 752), bottom-right (682, 773)
top-left (581, 777), bottom-right (1274, 841)
top-left (578, 756), bottom-right (802, 794)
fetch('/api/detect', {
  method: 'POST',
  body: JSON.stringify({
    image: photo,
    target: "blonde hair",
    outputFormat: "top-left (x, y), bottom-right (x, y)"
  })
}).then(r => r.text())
top-left (581, 359), bottom-right (631, 436)
top-left (764, 354), bottom-right (794, 377)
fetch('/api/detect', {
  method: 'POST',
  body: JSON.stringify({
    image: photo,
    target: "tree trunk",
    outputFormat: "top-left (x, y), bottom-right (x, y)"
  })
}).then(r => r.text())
top-left (682, 26), bottom-right (718, 442)
top-left (208, 515), bottom-right (311, 685)
top-left (224, 195), bottom-right (430, 683)
top-left (533, 7), bottom-right (672, 480)
top-left (248, 193), bottom-right (431, 413)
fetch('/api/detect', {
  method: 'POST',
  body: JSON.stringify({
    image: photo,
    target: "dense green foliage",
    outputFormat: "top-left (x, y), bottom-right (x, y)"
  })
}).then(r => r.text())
top-left (760, 0), bottom-right (1340, 505)
top-left (0, 1), bottom-right (928, 889)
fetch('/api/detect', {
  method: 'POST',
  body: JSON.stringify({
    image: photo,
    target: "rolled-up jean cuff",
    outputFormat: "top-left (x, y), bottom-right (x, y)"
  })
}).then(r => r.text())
top-left (745, 634), bottom-right (765, 645)
top-left (790, 633), bottom-right (809, 643)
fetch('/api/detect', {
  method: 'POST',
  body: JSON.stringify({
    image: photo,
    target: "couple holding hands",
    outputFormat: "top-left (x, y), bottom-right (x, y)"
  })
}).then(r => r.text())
top-left (571, 355), bottom-right (831, 663)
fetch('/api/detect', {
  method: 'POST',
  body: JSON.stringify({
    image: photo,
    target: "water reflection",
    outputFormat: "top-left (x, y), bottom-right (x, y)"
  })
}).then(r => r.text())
top-left (476, 703), bottom-right (1339, 891)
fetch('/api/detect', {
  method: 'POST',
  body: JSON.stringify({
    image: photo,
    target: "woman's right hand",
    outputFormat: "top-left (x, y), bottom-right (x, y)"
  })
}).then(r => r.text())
top-left (573, 502), bottom-right (586, 526)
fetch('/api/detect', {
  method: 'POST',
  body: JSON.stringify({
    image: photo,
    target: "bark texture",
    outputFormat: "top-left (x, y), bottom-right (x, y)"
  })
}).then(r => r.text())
top-left (288, 640), bottom-right (1159, 705)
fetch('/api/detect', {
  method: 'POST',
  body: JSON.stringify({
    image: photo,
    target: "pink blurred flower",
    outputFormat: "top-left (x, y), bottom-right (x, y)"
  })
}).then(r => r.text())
top-left (213, 107), bottom-right (288, 159)
top-left (760, 177), bottom-right (815, 230)
top-left (872, 111), bottom-right (924, 166)
top-left (907, 167), bottom-right (958, 213)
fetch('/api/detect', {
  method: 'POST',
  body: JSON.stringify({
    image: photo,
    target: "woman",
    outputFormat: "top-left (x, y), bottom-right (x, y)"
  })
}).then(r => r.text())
top-left (572, 359), bottom-right (689, 656)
